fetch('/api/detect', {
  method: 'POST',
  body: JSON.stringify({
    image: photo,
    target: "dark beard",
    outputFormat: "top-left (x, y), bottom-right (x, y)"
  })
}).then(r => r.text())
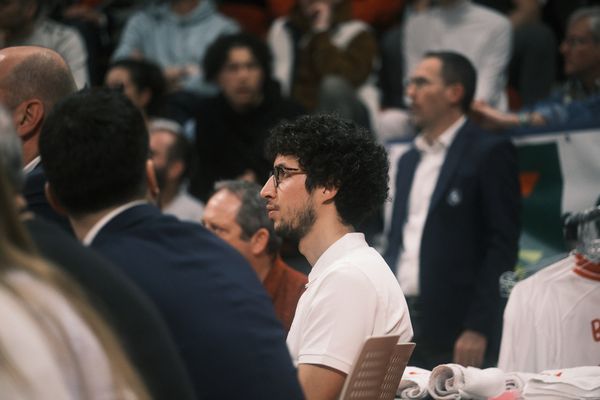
top-left (275, 203), bottom-right (316, 242)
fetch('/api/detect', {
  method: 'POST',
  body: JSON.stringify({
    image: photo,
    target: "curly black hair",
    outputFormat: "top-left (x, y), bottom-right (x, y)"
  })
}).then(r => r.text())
top-left (203, 32), bottom-right (272, 86)
top-left (265, 114), bottom-right (389, 228)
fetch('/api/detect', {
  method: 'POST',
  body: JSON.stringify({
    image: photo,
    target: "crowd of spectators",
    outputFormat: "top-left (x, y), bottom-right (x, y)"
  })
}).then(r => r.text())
top-left (0, 0), bottom-right (599, 399)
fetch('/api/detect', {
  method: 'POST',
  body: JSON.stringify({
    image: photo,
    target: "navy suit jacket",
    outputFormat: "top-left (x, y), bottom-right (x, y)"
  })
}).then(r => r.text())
top-left (385, 120), bottom-right (521, 351)
top-left (25, 216), bottom-right (195, 400)
top-left (91, 204), bottom-right (303, 400)
top-left (23, 163), bottom-right (72, 232)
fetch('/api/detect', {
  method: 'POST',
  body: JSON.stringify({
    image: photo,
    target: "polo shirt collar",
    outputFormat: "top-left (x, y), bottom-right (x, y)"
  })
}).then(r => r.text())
top-left (307, 232), bottom-right (367, 287)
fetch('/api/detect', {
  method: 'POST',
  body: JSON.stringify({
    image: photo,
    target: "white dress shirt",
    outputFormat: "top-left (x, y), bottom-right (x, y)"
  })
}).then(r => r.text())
top-left (395, 116), bottom-right (465, 296)
top-left (23, 156), bottom-right (41, 174)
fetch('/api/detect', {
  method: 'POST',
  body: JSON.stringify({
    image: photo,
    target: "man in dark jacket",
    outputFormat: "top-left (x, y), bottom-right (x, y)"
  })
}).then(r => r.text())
top-left (39, 88), bottom-right (303, 400)
top-left (0, 103), bottom-right (195, 400)
top-left (191, 32), bottom-right (304, 201)
top-left (385, 51), bottom-right (521, 369)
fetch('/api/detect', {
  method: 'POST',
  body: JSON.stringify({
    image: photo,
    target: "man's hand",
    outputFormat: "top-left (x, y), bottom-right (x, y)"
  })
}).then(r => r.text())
top-left (164, 66), bottom-right (187, 91)
top-left (471, 101), bottom-right (547, 130)
top-left (298, 363), bottom-right (346, 400)
top-left (453, 330), bottom-right (487, 367)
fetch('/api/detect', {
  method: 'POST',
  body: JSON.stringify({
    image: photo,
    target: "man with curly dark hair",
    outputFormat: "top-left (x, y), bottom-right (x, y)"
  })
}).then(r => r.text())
top-left (261, 113), bottom-right (413, 400)
top-left (189, 32), bottom-right (303, 201)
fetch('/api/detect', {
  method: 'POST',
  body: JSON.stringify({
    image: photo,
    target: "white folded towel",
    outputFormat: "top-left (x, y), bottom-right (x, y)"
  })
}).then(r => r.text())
top-left (503, 372), bottom-right (537, 392)
top-left (428, 364), bottom-right (505, 400)
top-left (397, 366), bottom-right (431, 399)
top-left (523, 366), bottom-right (600, 399)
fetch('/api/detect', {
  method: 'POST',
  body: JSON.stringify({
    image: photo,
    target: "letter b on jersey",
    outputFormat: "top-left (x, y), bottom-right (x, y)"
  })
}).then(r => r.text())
top-left (592, 319), bottom-right (600, 342)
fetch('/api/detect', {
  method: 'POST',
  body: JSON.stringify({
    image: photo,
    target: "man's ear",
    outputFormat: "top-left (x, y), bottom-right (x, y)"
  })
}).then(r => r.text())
top-left (139, 88), bottom-right (152, 110)
top-left (44, 183), bottom-right (68, 216)
top-left (167, 160), bottom-right (185, 182)
top-left (316, 185), bottom-right (338, 205)
top-left (446, 83), bottom-right (465, 108)
top-left (250, 228), bottom-right (270, 256)
top-left (146, 159), bottom-right (160, 201)
top-left (14, 99), bottom-right (44, 140)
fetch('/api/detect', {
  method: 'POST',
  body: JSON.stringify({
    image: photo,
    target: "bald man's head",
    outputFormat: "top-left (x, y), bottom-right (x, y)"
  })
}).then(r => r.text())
top-left (0, 47), bottom-right (77, 163)
top-left (0, 46), bottom-right (77, 112)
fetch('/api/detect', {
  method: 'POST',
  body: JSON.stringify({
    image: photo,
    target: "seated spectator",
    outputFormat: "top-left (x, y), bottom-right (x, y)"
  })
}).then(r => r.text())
top-left (190, 32), bottom-right (303, 202)
top-left (498, 206), bottom-right (600, 372)
top-left (112, 0), bottom-right (239, 93)
top-left (260, 114), bottom-right (413, 398)
top-left (268, 0), bottom-right (378, 129)
top-left (0, 46), bottom-right (77, 231)
top-left (105, 58), bottom-right (166, 124)
top-left (39, 88), bottom-right (304, 399)
top-left (473, 6), bottom-right (600, 129)
top-left (149, 122), bottom-right (205, 222)
top-left (0, 121), bottom-right (148, 400)
top-left (0, 95), bottom-right (197, 400)
top-left (203, 180), bottom-right (308, 334)
top-left (0, 0), bottom-right (89, 88)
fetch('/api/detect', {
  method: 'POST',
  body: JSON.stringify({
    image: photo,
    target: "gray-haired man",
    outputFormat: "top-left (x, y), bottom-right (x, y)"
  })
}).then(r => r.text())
top-left (203, 179), bottom-right (307, 333)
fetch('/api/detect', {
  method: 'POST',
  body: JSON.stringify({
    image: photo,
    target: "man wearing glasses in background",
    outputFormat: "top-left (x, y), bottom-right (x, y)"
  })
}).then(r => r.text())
top-left (260, 114), bottom-right (413, 400)
top-left (473, 6), bottom-right (600, 128)
top-left (385, 51), bottom-right (520, 370)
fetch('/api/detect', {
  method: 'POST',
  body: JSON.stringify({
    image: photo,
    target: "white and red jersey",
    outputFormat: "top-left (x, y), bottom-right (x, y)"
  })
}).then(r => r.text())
top-left (498, 254), bottom-right (600, 372)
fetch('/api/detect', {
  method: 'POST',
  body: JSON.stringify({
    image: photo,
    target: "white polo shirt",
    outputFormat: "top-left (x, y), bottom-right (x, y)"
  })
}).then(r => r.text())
top-left (287, 233), bottom-right (413, 374)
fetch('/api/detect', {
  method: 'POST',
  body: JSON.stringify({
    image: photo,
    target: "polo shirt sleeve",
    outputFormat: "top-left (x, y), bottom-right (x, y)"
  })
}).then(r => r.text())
top-left (296, 264), bottom-right (378, 374)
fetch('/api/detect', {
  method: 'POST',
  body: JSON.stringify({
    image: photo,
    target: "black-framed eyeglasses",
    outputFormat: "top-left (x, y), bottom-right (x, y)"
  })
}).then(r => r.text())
top-left (270, 165), bottom-right (306, 189)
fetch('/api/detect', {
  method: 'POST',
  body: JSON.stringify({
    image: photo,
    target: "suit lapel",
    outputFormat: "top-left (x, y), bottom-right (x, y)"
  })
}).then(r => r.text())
top-left (384, 146), bottom-right (421, 269)
top-left (23, 163), bottom-right (45, 198)
top-left (392, 147), bottom-right (421, 230)
top-left (428, 121), bottom-right (472, 212)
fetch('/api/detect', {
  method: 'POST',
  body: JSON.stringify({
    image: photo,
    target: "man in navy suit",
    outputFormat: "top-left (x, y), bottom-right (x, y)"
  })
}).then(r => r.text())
top-left (384, 51), bottom-right (521, 369)
top-left (0, 103), bottom-right (196, 400)
top-left (39, 88), bottom-right (303, 400)
top-left (0, 46), bottom-right (75, 230)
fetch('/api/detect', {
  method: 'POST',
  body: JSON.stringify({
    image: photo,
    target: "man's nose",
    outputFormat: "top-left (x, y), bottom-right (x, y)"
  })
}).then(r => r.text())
top-left (260, 175), bottom-right (275, 199)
